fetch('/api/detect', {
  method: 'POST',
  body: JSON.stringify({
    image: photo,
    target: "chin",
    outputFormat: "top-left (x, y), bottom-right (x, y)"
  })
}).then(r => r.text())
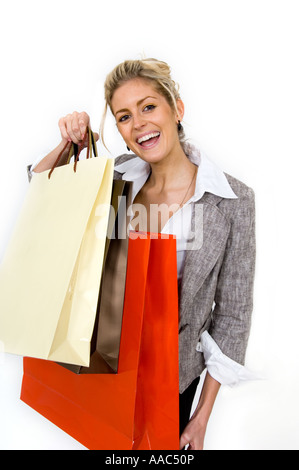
top-left (133, 146), bottom-right (169, 164)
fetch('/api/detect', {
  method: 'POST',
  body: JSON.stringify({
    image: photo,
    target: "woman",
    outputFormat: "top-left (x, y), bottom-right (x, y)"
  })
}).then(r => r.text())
top-left (30, 58), bottom-right (256, 450)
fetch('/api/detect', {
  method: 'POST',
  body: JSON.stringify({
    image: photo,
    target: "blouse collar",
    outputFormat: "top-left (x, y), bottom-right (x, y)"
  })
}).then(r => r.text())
top-left (114, 142), bottom-right (238, 202)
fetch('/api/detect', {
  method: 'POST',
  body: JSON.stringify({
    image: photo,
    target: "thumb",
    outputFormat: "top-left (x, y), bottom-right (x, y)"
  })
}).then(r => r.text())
top-left (93, 132), bottom-right (99, 142)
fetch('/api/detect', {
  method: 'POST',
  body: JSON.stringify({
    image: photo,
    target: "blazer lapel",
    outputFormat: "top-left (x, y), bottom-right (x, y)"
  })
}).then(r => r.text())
top-left (179, 193), bottom-right (231, 327)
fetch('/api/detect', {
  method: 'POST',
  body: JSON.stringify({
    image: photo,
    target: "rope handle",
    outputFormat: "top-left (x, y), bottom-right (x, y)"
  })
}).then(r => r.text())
top-left (48, 127), bottom-right (98, 179)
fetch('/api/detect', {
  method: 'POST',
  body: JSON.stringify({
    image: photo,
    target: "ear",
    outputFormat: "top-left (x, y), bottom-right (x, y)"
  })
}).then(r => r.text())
top-left (176, 99), bottom-right (185, 122)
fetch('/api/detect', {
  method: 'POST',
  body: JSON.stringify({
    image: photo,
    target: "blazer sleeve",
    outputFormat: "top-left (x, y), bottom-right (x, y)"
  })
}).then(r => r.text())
top-left (208, 186), bottom-right (256, 365)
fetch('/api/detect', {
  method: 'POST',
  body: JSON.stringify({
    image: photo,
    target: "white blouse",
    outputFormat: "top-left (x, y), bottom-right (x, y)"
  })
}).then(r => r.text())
top-left (30, 144), bottom-right (257, 386)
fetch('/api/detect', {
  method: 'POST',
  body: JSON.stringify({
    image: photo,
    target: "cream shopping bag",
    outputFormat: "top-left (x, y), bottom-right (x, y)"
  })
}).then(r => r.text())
top-left (0, 136), bottom-right (114, 367)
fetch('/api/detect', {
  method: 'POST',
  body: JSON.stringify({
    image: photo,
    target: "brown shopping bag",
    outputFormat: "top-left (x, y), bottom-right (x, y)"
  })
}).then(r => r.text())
top-left (21, 232), bottom-right (180, 450)
top-left (0, 129), bottom-right (114, 367)
top-left (59, 179), bottom-right (133, 374)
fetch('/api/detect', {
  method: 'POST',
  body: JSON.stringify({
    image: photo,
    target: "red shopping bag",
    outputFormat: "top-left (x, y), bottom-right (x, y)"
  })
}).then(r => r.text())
top-left (20, 232), bottom-right (179, 450)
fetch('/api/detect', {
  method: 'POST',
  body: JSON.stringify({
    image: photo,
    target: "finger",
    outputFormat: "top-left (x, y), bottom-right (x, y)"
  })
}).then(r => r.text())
top-left (62, 113), bottom-right (78, 142)
top-left (58, 117), bottom-right (70, 142)
top-left (71, 111), bottom-right (84, 143)
top-left (65, 113), bottom-right (80, 144)
top-left (78, 112), bottom-right (90, 139)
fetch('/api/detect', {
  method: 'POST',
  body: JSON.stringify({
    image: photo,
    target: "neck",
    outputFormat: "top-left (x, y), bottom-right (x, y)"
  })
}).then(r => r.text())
top-left (148, 144), bottom-right (195, 192)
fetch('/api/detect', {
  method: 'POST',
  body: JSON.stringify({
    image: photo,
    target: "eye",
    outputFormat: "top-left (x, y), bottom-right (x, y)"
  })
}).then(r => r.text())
top-left (143, 104), bottom-right (156, 112)
top-left (119, 114), bottom-right (130, 123)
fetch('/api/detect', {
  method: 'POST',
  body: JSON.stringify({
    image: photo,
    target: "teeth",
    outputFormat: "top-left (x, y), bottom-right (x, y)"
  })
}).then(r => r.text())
top-left (137, 132), bottom-right (160, 144)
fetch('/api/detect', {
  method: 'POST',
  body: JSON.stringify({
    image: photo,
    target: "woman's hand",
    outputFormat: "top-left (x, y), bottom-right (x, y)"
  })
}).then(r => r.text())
top-left (58, 111), bottom-right (99, 145)
top-left (32, 112), bottom-right (99, 174)
top-left (180, 372), bottom-right (221, 451)
top-left (179, 414), bottom-right (207, 450)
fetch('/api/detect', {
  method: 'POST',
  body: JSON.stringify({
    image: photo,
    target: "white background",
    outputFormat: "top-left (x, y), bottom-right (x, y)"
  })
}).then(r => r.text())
top-left (0, 0), bottom-right (299, 450)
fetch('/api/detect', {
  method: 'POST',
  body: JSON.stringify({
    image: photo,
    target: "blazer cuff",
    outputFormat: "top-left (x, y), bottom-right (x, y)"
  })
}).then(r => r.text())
top-left (196, 331), bottom-right (261, 387)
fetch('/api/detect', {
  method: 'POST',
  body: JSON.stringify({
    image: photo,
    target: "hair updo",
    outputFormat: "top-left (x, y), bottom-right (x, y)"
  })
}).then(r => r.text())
top-left (100, 58), bottom-right (185, 149)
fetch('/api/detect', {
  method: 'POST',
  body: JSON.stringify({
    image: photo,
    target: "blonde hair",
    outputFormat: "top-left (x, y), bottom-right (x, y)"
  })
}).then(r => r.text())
top-left (100, 58), bottom-right (184, 150)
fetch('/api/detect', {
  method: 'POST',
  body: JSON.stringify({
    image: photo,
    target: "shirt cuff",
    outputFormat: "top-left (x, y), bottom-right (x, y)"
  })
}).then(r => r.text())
top-left (196, 331), bottom-right (260, 387)
top-left (28, 154), bottom-right (44, 177)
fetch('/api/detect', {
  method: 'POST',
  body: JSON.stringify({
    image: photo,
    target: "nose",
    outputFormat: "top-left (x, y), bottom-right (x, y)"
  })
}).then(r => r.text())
top-left (132, 113), bottom-right (146, 130)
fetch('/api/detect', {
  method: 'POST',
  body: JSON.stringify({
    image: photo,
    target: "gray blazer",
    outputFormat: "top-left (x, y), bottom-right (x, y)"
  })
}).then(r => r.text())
top-left (114, 153), bottom-right (256, 394)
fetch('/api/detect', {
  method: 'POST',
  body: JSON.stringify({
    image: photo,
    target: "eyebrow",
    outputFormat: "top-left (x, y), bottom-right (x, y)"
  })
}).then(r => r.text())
top-left (115, 96), bottom-right (158, 116)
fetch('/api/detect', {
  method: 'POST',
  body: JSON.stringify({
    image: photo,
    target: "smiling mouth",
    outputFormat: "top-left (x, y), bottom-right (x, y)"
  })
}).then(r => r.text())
top-left (136, 132), bottom-right (161, 148)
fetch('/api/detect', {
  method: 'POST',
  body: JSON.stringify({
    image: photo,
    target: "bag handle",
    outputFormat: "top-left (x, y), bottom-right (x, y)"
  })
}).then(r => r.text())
top-left (48, 127), bottom-right (98, 179)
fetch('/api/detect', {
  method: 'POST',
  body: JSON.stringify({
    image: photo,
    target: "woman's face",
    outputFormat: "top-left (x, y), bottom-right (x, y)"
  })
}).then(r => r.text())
top-left (111, 77), bottom-right (184, 164)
